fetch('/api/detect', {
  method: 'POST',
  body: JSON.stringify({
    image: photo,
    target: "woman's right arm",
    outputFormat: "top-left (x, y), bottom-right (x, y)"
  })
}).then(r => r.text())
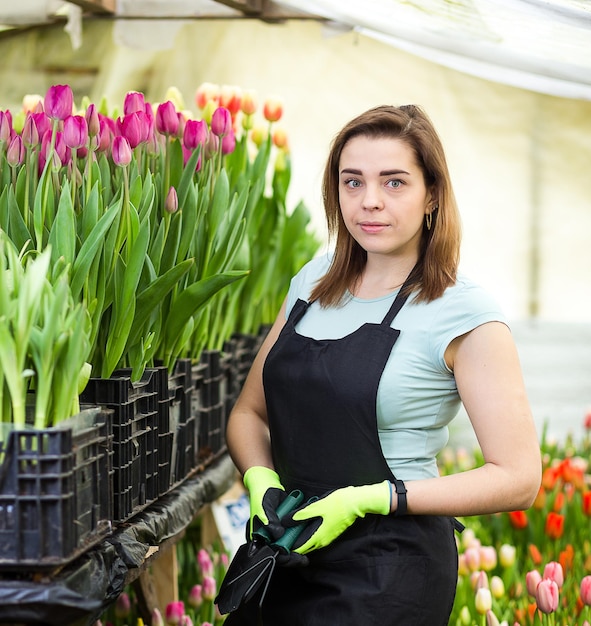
top-left (225, 298), bottom-right (288, 475)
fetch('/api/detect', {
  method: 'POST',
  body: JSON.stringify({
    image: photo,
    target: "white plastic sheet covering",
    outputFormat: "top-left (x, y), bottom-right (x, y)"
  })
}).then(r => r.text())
top-left (275, 0), bottom-right (591, 100)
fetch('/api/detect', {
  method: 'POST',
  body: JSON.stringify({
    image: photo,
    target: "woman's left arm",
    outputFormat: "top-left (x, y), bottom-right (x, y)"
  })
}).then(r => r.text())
top-left (401, 321), bottom-right (542, 516)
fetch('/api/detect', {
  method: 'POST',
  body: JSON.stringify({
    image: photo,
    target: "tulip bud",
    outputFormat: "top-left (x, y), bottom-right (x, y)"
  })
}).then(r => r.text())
top-left (475, 587), bottom-right (492, 615)
top-left (250, 125), bottom-right (268, 148)
top-left (202, 575), bottom-right (216, 601)
top-left (464, 546), bottom-right (481, 572)
top-left (485, 609), bottom-right (500, 626)
top-left (272, 126), bottom-right (288, 150)
top-left (44, 84), bottom-right (74, 121)
top-left (22, 94), bottom-right (44, 114)
top-left (165, 186), bottom-right (178, 214)
top-left (114, 592), bottom-right (131, 618)
top-left (63, 115), bottom-right (89, 150)
top-left (197, 548), bottom-right (214, 577)
top-left (6, 135), bottom-right (24, 166)
top-left (536, 578), bottom-right (559, 614)
top-left (112, 136), bottom-right (132, 167)
top-left (156, 101), bottom-right (179, 136)
top-left (458, 606), bottom-right (471, 626)
top-left (179, 617), bottom-right (193, 626)
top-left (165, 601), bottom-right (185, 625)
top-left (499, 544), bottom-right (516, 568)
top-left (117, 113), bottom-right (143, 149)
top-left (201, 100), bottom-right (217, 126)
top-left (210, 107), bottom-right (232, 138)
top-left (187, 584), bottom-right (202, 609)
top-left (124, 91), bottom-right (145, 115)
top-left (490, 575), bottom-right (505, 599)
top-left (263, 96), bottom-right (283, 122)
top-left (0, 111), bottom-right (11, 143)
top-left (479, 546), bottom-right (497, 572)
top-left (219, 84), bottom-right (242, 116)
top-left (183, 119), bottom-right (208, 151)
top-left (21, 113), bottom-right (40, 148)
top-left (240, 89), bottom-right (258, 116)
top-left (85, 104), bottom-right (100, 137)
top-left (195, 82), bottom-right (219, 110)
top-left (581, 575), bottom-right (591, 606)
top-left (151, 608), bottom-right (165, 626)
top-left (526, 569), bottom-right (542, 597)
top-left (543, 561), bottom-right (564, 588)
top-left (221, 129), bottom-right (236, 155)
top-left (204, 133), bottom-right (219, 160)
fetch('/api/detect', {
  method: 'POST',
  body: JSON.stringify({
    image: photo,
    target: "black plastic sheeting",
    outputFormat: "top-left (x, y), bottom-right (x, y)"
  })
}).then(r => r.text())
top-left (0, 454), bottom-right (236, 626)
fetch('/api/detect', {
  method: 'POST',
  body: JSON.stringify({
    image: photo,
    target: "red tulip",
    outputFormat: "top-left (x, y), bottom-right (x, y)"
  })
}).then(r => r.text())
top-left (155, 101), bottom-right (179, 136)
top-left (508, 510), bottom-right (528, 530)
top-left (581, 575), bottom-right (591, 606)
top-left (112, 136), bottom-right (132, 166)
top-left (6, 135), bottom-right (24, 166)
top-left (219, 84), bottom-right (242, 116)
top-left (183, 119), bottom-right (208, 150)
top-left (584, 408), bottom-right (591, 430)
top-left (63, 115), bottom-right (88, 150)
top-left (210, 106), bottom-right (232, 138)
top-left (583, 490), bottom-right (591, 516)
top-left (44, 84), bottom-right (73, 121)
top-left (536, 578), bottom-right (559, 614)
top-left (545, 512), bottom-right (565, 540)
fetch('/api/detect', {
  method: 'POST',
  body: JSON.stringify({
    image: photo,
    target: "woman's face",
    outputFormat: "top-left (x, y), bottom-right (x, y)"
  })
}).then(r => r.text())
top-left (338, 135), bottom-right (433, 261)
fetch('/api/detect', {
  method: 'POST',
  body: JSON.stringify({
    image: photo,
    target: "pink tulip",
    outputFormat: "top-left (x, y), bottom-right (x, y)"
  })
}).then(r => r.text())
top-left (179, 617), bottom-right (193, 626)
top-left (210, 106), bottom-right (232, 138)
top-left (204, 133), bottom-right (219, 160)
top-left (44, 84), bottom-right (73, 121)
top-left (202, 575), bottom-right (216, 601)
top-left (182, 145), bottom-right (202, 171)
top-left (198, 548), bottom-right (214, 577)
top-left (85, 104), bottom-right (100, 137)
top-left (117, 113), bottom-right (143, 149)
top-left (485, 610), bottom-right (500, 626)
top-left (581, 575), bottom-right (591, 606)
top-left (187, 583), bottom-right (202, 609)
top-left (123, 90), bottom-right (145, 115)
top-left (22, 113), bottom-right (40, 148)
top-left (112, 136), bottom-right (132, 167)
top-left (221, 129), bottom-right (236, 155)
top-left (31, 112), bottom-right (50, 138)
top-left (114, 591), bottom-right (131, 618)
top-left (6, 135), bottom-right (24, 166)
top-left (97, 117), bottom-right (113, 153)
top-left (151, 608), bottom-right (165, 626)
top-left (543, 561), bottom-right (564, 588)
top-left (183, 119), bottom-right (208, 151)
top-left (155, 101), bottom-right (179, 136)
top-left (165, 600), bottom-right (185, 625)
top-left (165, 186), bottom-right (178, 214)
top-left (0, 110), bottom-right (11, 143)
top-left (63, 115), bottom-right (88, 150)
top-left (526, 570), bottom-right (542, 597)
top-left (464, 546), bottom-right (481, 572)
top-left (536, 578), bottom-right (559, 614)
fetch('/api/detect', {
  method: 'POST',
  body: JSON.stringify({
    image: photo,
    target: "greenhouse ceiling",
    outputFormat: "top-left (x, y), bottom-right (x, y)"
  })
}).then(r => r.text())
top-left (1, 0), bottom-right (590, 100)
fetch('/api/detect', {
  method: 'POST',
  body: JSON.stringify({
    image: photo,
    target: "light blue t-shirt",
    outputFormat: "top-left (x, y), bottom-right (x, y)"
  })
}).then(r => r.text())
top-left (285, 253), bottom-right (508, 481)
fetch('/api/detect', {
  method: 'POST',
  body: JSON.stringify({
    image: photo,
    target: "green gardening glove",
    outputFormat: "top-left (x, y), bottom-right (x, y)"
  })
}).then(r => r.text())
top-left (285, 481), bottom-right (391, 554)
top-left (243, 466), bottom-right (287, 541)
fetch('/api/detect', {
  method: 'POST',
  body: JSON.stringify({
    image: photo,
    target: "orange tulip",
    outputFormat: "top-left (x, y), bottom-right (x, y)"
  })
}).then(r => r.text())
top-left (263, 96), bottom-right (283, 122)
top-left (545, 512), bottom-right (565, 540)
top-left (553, 491), bottom-right (565, 512)
top-left (532, 486), bottom-right (546, 510)
top-left (559, 544), bottom-right (574, 574)
top-left (529, 543), bottom-right (543, 565)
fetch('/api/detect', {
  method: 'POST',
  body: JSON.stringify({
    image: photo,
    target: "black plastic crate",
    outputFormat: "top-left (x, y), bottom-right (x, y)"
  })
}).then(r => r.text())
top-left (0, 407), bottom-right (112, 570)
top-left (80, 369), bottom-right (159, 522)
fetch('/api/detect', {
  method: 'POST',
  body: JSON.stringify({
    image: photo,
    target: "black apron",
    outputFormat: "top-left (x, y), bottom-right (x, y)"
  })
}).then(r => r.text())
top-left (226, 285), bottom-right (458, 626)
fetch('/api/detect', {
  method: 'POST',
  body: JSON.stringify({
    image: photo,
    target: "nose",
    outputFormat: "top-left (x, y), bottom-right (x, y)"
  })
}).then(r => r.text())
top-left (362, 184), bottom-right (384, 211)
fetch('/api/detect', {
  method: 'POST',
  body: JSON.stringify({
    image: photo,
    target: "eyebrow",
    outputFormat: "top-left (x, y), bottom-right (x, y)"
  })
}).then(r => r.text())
top-left (340, 168), bottom-right (411, 176)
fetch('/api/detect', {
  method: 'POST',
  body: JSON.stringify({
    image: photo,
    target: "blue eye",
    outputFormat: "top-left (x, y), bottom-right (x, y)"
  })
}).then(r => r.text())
top-left (344, 179), bottom-right (361, 188)
top-left (387, 180), bottom-right (402, 188)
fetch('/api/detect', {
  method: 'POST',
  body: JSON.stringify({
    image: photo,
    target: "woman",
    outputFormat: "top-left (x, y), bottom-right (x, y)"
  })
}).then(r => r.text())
top-left (223, 104), bottom-right (541, 625)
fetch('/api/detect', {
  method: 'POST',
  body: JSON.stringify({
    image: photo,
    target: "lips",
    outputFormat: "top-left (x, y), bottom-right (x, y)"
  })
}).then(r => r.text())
top-left (359, 222), bottom-right (389, 234)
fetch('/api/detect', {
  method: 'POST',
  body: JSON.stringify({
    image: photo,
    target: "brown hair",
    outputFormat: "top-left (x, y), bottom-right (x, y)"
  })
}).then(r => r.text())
top-left (309, 104), bottom-right (461, 306)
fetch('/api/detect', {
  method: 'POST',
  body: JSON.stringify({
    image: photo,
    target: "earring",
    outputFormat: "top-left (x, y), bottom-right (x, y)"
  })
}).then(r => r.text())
top-left (426, 212), bottom-right (432, 231)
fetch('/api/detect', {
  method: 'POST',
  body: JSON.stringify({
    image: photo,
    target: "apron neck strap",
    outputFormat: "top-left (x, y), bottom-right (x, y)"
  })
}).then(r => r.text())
top-left (381, 267), bottom-right (416, 326)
